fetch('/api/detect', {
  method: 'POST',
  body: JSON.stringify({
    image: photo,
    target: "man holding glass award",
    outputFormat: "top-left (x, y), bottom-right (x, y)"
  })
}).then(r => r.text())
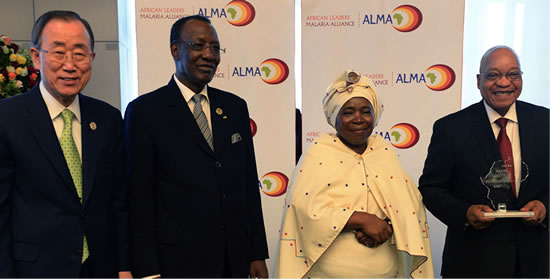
top-left (419, 46), bottom-right (548, 278)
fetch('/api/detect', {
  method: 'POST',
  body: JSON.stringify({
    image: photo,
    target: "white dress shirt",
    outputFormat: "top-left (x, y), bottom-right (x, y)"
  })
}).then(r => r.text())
top-left (484, 101), bottom-right (522, 195)
top-left (40, 81), bottom-right (82, 160)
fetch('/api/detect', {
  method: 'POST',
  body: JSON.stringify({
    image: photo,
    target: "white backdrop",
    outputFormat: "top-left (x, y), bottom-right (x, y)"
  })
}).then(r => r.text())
top-left (133, 0), bottom-right (469, 276)
top-left (301, 1), bottom-right (465, 276)
top-left (134, 0), bottom-right (295, 271)
top-left (462, 0), bottom-right (550, 109)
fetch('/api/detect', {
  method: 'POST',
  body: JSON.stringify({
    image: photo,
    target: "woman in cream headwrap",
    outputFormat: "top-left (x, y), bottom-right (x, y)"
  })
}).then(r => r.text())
top-left (273, 70), bottom-right (434, 278)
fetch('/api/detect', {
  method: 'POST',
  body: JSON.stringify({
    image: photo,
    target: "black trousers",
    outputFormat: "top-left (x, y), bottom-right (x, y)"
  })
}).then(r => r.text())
top-left (79, 259), bottom-right (93, 278)
top-left (223, 243), bottom-right (232, 278)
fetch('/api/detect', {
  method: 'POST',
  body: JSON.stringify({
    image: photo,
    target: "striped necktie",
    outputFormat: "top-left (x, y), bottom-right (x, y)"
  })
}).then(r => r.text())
top-left (192, 94), bottom-right (214, 150)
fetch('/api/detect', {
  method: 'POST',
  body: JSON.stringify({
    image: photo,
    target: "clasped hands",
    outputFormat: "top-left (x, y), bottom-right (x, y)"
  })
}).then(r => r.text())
top-left (349, 212), bottom-right (393, 248)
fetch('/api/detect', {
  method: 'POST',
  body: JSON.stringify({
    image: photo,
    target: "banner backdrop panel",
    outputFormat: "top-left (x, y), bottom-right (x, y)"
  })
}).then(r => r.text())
top-left (302, 0), bottom-right (465, 276)
top-left (135, 0), bottom-right (295, 270)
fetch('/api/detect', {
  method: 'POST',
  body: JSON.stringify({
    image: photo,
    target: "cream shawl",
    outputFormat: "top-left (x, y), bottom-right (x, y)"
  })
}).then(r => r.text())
top-left (273, 133), bottom-right (434, 278)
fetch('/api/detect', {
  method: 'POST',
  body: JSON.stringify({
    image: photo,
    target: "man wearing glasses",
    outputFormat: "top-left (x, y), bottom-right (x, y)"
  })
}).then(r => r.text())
top-left (0, 10), bottom-right (131, 278)
top-left (125, 15), bottom-right (269, 278)
top-left (419, 46), bottom-right (549, 277)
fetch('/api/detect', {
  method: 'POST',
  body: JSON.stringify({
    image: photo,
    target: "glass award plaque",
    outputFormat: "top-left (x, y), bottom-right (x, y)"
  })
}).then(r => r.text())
top-left (480, 160), bottom-right (534, 218)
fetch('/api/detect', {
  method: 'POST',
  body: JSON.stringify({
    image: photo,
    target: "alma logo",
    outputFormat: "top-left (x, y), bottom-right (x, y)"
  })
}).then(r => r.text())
top-left (231, 58), bottom-right (289, 84)
top-left (425, 64), bottom-right (456, 91)
top-left (261, 171), bottom-right (289, 197)
top-left (389, 123), bottom-right (420, 149)
top-left (260, 58), bottom-right (289, 85)
top-left (391, 5), bottom-right (423, 32)
top-left (250, 118), bottom-right (257, 137)
top-left (225, 0), bottom-right (256, 26)
top-left (395, 64), bottom-right (456, 91)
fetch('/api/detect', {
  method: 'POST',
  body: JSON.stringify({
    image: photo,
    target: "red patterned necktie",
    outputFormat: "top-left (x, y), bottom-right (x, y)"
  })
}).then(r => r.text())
top-left (495, 118), bottom-right (516, 197)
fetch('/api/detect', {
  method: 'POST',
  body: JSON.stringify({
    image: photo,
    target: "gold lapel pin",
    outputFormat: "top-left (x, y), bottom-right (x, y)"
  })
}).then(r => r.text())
top-left (216, 108), bottom-right (223, 115)
top-left (223, 116), bottom-right (228, 119)
top-left (90, 122), bottom-right (97, 130)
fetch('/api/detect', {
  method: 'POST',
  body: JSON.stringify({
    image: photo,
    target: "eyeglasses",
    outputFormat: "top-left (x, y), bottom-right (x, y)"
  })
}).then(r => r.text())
top-left (175, 41), bottom-right (225, 54)
top-left (481, 71), bottom-right (523, 81)
top-left (36, 48), bottom-right (92, 65)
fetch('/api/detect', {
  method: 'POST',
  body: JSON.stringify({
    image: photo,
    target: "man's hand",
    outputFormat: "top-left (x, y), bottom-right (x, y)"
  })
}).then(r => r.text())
top-left (521, 200), bottom-right (546, 226)
top-left (118, 271), bottom-right (133, 278)
top-left (249, 259), bottom-right (268, 279)
top-left (466, 204), bottom-right (495, 230)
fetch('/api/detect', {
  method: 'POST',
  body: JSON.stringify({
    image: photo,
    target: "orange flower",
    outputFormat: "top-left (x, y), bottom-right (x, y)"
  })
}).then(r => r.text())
top-left (8, 72), bottom-right (16, 80)
top-left (30, 72), bottom-right (38, 81)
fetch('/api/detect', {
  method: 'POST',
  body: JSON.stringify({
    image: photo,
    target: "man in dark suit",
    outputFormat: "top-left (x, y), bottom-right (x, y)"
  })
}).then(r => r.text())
top-left (124, 15), bottom-right (269, 278)
top-left (419, 46), bottom-right (549, 277)
top-left (0, 11), bottom-right (131, 278)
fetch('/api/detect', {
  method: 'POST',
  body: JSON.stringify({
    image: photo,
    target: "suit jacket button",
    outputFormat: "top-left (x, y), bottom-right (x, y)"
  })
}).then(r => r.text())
top-left (221, 193), bottom-right (226, 199)
top-left (215, 161), bottom-right (222, 168)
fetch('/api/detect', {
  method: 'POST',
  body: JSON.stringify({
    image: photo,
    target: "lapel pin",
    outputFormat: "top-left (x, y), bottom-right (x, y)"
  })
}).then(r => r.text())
top-left (90, 122), bottom-right (97, 130)
top-left (216, 108), bottom-right (223, 115)
top-left (223, 115), bottom-right (227, 119)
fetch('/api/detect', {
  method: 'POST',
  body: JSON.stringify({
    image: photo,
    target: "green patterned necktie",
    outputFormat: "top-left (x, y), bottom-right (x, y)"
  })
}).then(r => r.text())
top-left (60, 109), bottom-right (89, 263)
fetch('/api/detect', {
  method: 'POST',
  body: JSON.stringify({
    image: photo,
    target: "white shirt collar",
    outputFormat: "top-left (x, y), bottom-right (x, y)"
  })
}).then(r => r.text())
top-left (173, 74), bottom-right (209, 104)
top-left (483, 100), bottom-right (518, 124)
top-left (39, 81), bottom-right (81, 122)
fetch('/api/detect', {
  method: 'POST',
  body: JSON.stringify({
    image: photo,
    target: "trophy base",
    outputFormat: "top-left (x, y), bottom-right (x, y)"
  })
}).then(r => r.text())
top-left (483, 210), bottom-right (535, 218)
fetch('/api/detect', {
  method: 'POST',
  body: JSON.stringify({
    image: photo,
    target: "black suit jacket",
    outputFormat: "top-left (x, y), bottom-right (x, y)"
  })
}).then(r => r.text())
top-left (419, 100), bottom-right (549, 277)
top-left (0, 86), bottom-right (130, 277)
top-left (124, 79), bottom-right (269, 278)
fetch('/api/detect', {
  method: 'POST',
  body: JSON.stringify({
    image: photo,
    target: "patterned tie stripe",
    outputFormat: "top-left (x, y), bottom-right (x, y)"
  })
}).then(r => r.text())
top-left (192, 94), bottom-right (214, 150)
top-left (60, 109), bottom-right (89, 263)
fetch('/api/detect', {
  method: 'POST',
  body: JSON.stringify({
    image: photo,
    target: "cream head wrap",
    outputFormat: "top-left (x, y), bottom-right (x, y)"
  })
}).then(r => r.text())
top-left (322, 70), bottom-right (383, 129)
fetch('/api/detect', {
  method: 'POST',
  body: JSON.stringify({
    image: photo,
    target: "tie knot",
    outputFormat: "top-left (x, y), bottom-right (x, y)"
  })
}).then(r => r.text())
top-left (61, 109), bottom-right (74, 125)
top-left (193, 94), bottom-right (204, 104)
top-left (495, 118), bottom-right (508, 128)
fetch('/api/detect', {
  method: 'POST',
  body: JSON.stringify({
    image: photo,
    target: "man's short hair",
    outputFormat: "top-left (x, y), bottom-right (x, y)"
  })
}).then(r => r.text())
top-left (170, 15), bottom-right (212, 45)
top-left (479, 45), bottom-right (521, 73)
top-left (31, 10), bottom-right (95, 51)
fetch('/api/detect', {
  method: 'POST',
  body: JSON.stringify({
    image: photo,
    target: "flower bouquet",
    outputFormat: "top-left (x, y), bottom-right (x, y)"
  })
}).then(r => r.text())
top-left (0, 34), bottom-right (40, 99)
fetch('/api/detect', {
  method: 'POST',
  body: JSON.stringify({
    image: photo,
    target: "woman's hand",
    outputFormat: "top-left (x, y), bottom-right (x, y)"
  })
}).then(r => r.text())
top-left (346, 212), bottom-right (392, 247)
top-left (354, 230), bottom-right (376, 247)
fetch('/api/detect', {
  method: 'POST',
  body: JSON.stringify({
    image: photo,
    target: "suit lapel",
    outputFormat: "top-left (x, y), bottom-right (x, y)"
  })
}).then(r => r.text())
top-left (208, 87), bottom-right (230, 156)
top-left (516, 101), bottom-right (535, 200)
top-left (163, 79), bottom-right (215, 157)
top-left (470, 101), bottom-right (501, 168)
top-left (80, 95), bottom-right (99, 207)
top-left (24, 87), bottom-right (79, 198)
